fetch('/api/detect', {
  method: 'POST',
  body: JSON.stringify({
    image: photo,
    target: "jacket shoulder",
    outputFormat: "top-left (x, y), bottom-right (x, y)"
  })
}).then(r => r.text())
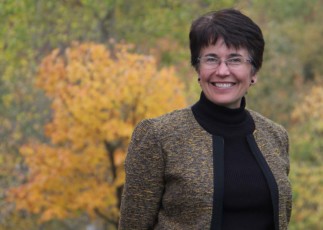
top-left (133, 107), bottom-right (199, 140)
top-left (248, 109), bottom-right (289, 148)
top-left (140, 107), bottom-right (194, 127)
top-left (248, 109), bottom-right (286, 132)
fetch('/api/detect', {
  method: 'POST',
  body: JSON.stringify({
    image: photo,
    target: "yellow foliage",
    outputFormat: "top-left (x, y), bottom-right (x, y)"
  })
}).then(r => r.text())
top-left (8, 42), bottom-right (187, 223)
top-left (289, 163), bottom-right (323, 229)
top-left (291, 85), bottom-right (323, 124)
top-left (289, 84), bottom-right (323, 229)
top-left (37, 42), bottom-right (186, 145)
top-left (290, 85), bottom-right (323, 162)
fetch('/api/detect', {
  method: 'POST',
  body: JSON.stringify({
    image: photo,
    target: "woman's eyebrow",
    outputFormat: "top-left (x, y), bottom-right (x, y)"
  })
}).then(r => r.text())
top-left (203, 53), bottom-right (218, 57)
top-left (203, 53), bottom-right (243, 58)
top-left (228, 53), bottom-right (243, 58)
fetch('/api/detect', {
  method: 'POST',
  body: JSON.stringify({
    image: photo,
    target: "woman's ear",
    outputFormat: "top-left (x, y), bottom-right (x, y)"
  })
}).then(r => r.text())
top-left (250, 75), bottom-right (257, 85)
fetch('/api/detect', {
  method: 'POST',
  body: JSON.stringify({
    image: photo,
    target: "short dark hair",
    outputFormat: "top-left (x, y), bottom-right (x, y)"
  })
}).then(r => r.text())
top-left (189, 8), bottom-right (264, 73)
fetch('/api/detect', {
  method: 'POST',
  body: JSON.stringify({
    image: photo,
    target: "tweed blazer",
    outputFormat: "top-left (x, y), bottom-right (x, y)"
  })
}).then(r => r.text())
top-left (119, 107), bottom-right (292, 230)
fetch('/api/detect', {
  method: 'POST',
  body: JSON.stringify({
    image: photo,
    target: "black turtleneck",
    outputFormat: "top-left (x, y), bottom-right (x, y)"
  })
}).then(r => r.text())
top-left (192, 93), bottom-right (274, 230)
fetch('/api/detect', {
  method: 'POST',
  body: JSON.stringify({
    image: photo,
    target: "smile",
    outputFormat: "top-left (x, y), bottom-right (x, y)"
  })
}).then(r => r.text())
top-left (211, 82), bottom-right (235, 88)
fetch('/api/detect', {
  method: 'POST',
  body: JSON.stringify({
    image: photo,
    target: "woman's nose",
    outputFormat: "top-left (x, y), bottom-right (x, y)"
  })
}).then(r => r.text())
top-left (215, 61), bottom-right (230, 76)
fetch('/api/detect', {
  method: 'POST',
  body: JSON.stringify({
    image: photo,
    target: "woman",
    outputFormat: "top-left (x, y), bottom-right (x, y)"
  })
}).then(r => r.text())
top-left (119, 8), bottom-right (292, 230)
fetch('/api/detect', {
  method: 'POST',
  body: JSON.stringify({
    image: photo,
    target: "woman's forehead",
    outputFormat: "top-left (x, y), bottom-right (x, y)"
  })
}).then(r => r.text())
top-left (200, 38), bottom-right (249, 56)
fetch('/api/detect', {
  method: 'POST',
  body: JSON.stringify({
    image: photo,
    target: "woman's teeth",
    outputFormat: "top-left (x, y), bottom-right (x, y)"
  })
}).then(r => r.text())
top-left (212, 83), bottom-right (234, 88)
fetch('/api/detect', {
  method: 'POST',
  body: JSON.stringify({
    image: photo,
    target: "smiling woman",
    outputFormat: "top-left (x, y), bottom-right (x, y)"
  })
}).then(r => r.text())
top-left (197, 37), bottom-right (256, 109)
top-left (119, 8), bottom-right (292, 230)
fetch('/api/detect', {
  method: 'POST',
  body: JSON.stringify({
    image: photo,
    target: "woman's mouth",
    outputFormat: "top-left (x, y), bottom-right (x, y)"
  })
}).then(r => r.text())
top-left (211, 82), bottom-right (235, 88)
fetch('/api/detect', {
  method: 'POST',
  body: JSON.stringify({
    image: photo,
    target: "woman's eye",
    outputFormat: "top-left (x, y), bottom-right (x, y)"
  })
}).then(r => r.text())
top-left (206, 57), bottom-right (218, 63)
top-left (228, 57), bottom-right (242, 64)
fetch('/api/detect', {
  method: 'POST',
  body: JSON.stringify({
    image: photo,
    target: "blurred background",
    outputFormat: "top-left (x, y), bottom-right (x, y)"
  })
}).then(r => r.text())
top-left (0, 0), bottom-right (322, 229)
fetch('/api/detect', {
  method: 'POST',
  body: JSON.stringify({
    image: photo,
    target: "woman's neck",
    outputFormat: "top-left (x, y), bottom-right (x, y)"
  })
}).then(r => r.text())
top-left (191, 92), bottom-right (255, 136)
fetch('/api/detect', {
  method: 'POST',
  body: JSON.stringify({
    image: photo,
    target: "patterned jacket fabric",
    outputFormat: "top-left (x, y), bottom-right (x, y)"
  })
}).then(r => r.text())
top-left (119, 107), bottom-right (292, 230)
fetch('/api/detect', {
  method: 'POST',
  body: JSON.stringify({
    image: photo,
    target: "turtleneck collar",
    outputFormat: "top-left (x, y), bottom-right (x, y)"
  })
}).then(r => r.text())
top-left (191, 92), bottom-right (255, 136)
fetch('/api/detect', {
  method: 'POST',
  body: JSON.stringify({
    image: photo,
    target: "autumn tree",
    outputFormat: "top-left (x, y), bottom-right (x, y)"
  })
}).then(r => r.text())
top-left (8, 42), bottom-right (187, 228)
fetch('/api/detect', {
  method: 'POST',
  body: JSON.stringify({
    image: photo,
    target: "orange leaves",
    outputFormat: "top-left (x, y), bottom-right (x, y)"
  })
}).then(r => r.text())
top-left (9, 41), bottom-right (187, 223)
top-left (10, 142), bottom-right (114, 222)
top-left (37, 42), bottom-right (186, 144)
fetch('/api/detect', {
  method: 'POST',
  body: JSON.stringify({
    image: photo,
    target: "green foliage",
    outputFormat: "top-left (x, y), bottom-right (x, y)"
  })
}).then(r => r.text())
top-left (289, 163), bottom-right (323, 230)
top-left (288, 85), bottom-right (323, 229)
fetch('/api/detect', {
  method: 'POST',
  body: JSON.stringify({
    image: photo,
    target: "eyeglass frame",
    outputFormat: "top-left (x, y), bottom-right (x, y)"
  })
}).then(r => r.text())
top-left (197, 55), bottom-right (253, 70)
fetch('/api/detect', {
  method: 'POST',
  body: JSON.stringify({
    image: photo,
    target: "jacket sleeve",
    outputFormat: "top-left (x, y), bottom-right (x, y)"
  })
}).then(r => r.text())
top-left (282, 127), bottom-right (292, 224)
top-left (279, 125), bottom-right (290, 176)
top-left (119, 119), bottom-right (165, 229)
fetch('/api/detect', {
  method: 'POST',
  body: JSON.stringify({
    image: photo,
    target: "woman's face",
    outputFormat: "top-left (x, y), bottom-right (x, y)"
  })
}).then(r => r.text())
top-left (198, 37), bottom-right (257, 109)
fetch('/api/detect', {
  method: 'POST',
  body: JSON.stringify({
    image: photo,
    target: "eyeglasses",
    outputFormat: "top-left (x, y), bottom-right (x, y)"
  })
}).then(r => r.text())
top-left (198, 56), bottom-right (252, 69)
